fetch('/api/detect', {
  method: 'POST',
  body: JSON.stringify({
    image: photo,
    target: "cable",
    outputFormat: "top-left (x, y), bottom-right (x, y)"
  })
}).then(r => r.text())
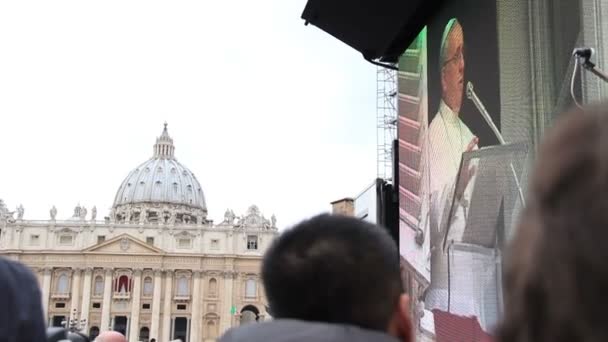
top-left (571, 58), bottom-right (584, 109)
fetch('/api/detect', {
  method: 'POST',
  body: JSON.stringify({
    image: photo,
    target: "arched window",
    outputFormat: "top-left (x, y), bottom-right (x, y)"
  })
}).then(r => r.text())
top-left (93, 276), bottom-right (104, 296)
top-left (116, 275), bottom-right (130, 293)
top-left (89, 327), bottom-right (100, 340)
top-left (209, 278), bottom-right (218, 297)
top-left (56, 274), bottom-right (69, 294)
top-left (245, 279), bottom-right (256, 298)
top-left (176, 276), bottom-right (189, 296)
top-left (240, 305), bottom-right (259, 325)
top-left (207, 321), bottom-right (217, 338)
top-left (143, 277), bottom-right (153, 296)
top-left (139, 327), bottom-right (150, 342)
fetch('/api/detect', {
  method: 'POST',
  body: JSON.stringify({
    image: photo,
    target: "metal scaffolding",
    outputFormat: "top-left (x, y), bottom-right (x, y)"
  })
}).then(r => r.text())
top-left (376, 65), bottom-right (398, 181)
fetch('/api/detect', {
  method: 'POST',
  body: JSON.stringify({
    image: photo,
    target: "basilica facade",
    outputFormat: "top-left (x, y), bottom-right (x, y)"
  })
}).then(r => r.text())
top-left (0, 124), bottom-right (279, 342)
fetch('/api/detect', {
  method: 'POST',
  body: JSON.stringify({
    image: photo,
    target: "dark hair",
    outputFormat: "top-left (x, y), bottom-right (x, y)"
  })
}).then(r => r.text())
top-left (498, 105), bottom-right (608, 342)
top-left (262, 214), bottom-right (402, 331)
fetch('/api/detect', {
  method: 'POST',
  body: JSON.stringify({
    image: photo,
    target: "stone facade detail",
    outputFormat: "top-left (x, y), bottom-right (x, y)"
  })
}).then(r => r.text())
top-left (0, 124), bottom-right (278, 342)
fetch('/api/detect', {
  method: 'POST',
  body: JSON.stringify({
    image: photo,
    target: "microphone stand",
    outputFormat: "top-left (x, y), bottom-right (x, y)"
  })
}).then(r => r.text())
top-left (581, 59), bottom-right (608, 83)
top-left (466, 82), bottom-right (526, 207)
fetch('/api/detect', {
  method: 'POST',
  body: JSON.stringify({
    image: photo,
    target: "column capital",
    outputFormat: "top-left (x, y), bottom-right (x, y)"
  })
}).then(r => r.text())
top-left (132, 269), bottom-right (143, 276)
top-left (104, 268), bottom-right (113, 276)
top-left (84, 267), bottom-right (94, 274)
top-left (193, 270), bottom-right (202, 278)
top-left (222, 270), bottom-right (237, 279)
top-left (164, 269), bottom-right (174, 277)
top-left (154, 270), bottom-right (163, 277)
top-left (43, 267), bottom-right (53, 275)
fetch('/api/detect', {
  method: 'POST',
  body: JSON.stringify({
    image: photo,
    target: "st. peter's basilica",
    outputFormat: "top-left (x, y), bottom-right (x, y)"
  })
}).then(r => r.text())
top-left (0, 124), bottom-right (279, 342)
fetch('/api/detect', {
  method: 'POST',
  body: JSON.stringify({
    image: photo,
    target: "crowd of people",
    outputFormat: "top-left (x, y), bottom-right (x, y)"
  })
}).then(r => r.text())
top-left (2, 104), bottom-right (608, 341)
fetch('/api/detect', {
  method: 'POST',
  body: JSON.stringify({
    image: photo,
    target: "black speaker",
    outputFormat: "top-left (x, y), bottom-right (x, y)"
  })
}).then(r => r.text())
top-left (301, 0), bottom-right (445, 63)
top-left (376, 178), bottom-right (399, 245)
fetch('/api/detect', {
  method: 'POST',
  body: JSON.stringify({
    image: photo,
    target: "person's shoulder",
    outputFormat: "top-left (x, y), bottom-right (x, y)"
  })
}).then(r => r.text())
top-left (428, 113), bottom-right (444, 136)
top-left (458, 118), bottom-right (475, 139)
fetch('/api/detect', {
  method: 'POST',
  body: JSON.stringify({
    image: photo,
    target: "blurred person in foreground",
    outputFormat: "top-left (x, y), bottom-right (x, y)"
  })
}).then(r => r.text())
top-left (498, 104), bottom-right (608, 342)
top-left (95, 331), bottom-right (126, 342)
top-left (219, 214), bottom-right (413, 342)
top-left (0, 257), bottom-right (46, 342)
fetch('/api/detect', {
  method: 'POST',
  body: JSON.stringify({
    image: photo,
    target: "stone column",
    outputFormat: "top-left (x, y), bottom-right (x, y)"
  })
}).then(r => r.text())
top-left (129, 269), bottom-right (143, 342)
top-left (161, 270), bottom-right (173, 342)
top-left (80, 268), bottom-right (93, 330)
top-left (41, 268), bottom-right (52, 323)
top-left (220, 271), bottom-right (235, 334)
top-left (150, 270), bottom-right (163, 341)
top-left (69, 268), bottom-right (82, 317)
top-left (13, 227), bottom-right (22, 249)
top-left (190, 271), bottom-right (202, 342)
top-left (100, 268), bottom-right (113, 332)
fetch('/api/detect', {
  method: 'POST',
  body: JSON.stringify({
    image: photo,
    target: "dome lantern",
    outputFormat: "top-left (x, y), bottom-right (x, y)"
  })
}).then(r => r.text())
top-left (153, 122), bottom-right (176, 159)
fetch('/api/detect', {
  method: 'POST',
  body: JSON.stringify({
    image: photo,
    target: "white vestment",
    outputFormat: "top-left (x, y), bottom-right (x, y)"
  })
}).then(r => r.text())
top-left (418, 100), bottom-right (479, 316)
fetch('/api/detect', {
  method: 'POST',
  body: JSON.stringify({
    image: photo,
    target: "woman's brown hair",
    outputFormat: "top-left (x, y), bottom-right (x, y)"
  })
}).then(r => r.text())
top-left (498, 104), bottom-right (608, 342)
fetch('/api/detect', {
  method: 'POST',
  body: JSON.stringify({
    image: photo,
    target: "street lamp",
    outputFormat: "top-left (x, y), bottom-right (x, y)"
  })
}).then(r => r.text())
top-left (62, 309), bottom-right (88, 333)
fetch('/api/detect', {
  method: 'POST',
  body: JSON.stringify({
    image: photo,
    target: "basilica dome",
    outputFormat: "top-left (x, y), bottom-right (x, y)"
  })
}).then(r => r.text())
top-left (111, 124), bottom-right (207, 224)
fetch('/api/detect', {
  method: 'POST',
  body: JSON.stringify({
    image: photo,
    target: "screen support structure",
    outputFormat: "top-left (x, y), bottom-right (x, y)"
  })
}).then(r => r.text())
top-left (377, 65), bottom-right (398, 181)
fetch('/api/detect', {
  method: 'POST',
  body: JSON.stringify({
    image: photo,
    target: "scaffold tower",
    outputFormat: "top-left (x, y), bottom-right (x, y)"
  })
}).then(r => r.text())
top-left (377, 65), bottom-right (398, 181)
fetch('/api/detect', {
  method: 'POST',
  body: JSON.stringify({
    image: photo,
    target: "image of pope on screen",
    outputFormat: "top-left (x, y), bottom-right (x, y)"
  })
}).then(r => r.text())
top-left (418, 18), bottom-right (479, 314)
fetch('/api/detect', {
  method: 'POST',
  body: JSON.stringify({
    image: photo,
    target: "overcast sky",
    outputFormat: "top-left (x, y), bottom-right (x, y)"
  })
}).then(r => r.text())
top-left (0, 0), bottom-right (377, 229)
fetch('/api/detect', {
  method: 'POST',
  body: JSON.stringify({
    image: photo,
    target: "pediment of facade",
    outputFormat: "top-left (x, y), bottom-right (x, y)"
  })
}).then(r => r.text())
top-left (83, 234), bottom-right (165, 255)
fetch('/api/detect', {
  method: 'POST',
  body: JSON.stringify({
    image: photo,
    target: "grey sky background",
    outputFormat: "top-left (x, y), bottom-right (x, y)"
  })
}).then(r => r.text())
top-left (0, 0), bottom-right (377, 229)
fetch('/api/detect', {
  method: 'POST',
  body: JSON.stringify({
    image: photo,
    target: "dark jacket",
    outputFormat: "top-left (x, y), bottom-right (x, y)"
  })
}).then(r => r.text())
top-left (218, 319), bottom-right (401, 342)
top-left (0, 257), bottom-right (46, 342)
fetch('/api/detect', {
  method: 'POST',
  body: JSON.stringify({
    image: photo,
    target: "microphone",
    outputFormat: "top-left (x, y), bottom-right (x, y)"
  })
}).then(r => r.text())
top-left (466, 82), bottom-right (504, 145)
top-left (466, 81), bottom-right (526, 206)
top-left (572, 46), bottom-right (608, 84)
top-left (573, 47), bottom-right (594, 60)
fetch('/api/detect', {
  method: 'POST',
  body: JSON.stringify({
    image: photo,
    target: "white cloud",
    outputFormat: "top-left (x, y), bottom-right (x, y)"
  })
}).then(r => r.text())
top-left (0, 0), bottom-right (377, 229)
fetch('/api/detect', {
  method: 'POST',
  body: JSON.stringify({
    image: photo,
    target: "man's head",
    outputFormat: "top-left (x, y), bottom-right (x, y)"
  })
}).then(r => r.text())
top-left (95, 331), bottom-right (126, 342)
top-left (498, 105), bottom-right (608, 342)
top-left (262, 214), bottom-right (412, 341)
top-left (440, 18), bottom-right (465, 113)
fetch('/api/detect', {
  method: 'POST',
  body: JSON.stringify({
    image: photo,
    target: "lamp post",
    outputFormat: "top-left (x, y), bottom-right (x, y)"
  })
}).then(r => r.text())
top-left (62, 309), bottom-right (88, 333)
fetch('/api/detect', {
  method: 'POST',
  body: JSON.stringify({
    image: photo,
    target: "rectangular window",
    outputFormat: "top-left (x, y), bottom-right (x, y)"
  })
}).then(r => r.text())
top-left (55, 302), bottom-right (66, 308)
top-left (178, 238), bottom-right (191, 249)
top-left (92, 302), bottom-right (101, 309)
top-left (210, 239), bottom-right (219, 250)
top-left (142, 303), bottom-right (151, 310)
top-left (177, 304), bottom-right (187, 310)
top-left (97, 236), bottom-right (105, 244)
top-left (247, 235), bottom-right (258, 250)
top-left (245, 279), bottom-right (257, 298)
top-left (59, 235), bottom-right (73, 245)
top-left (30, 234), bottom-right (40, 245)
top-left (146, 237), bottom-right (154, 245)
